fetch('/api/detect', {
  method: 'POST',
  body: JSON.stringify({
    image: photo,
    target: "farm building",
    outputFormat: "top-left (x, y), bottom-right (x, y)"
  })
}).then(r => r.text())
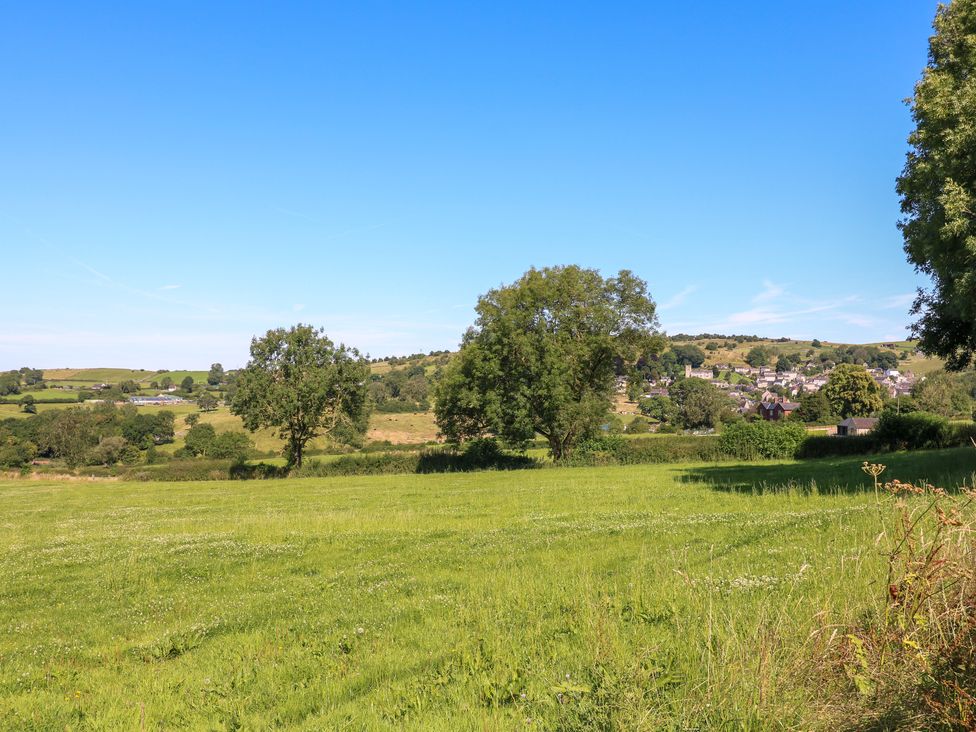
top-left (836, 417), bottom-right (878, 436)
top-left (128, 395), bottom-right (187, 406)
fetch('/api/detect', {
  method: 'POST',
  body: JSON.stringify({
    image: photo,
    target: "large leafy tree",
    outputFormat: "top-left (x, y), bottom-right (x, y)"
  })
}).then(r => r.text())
top-left (207, 363), bottom-right (225, 386)
top-left (911, 370), bottom-right (974, 417)
top-left (671, 344), bottom-right (706, 367)
top-left (897, 0), bottom-right (976, 369)
top-left (434, 266), bottom-right (661, 459)
top-left (231, 325), bottom-right (371, 468)
top-left (668, 378), bottom-right (732, 429)
top-left (822, 364), bottom-right (884, 418)
top-left (794, 389), bottom-right (836, 424)
top-left (745, 346), bottom-right (773, 368)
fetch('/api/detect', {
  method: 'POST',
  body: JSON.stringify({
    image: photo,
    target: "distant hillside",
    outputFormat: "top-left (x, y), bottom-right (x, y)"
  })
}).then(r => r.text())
top-left (368, 351), bottom-right (451, 375)
top-left (41, 368), bottom-right (210, 388)
top-left (667, 337), bottom-right (943, 376)
top-left (35, 339), bottom-right (943, 384)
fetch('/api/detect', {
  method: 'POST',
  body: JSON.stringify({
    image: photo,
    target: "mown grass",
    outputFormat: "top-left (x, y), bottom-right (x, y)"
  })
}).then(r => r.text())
top-left (3, 450), bottom-right (974, 729)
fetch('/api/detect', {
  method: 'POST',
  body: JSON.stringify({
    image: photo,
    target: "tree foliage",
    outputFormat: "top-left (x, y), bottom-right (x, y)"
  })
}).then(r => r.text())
top-left (745, 346), bottom-right (773, 368)
top-left (668, 378), bottom-right (732, 429)
top-left (822, 364), bottom-right (884, 418)
top-left (231, 324), bottom-right (371, 467)
top-left (671, 344), bottom-right (706, 368)
top-left (197, 392), bottom-right (219, 412)
top-left (911, 370), bottom-right (974, 417)
top-left (638, 395), bottom-right (677, 424)
top-left (434, 266), bottom-right (660, 459)
top-left (793, 389), bottom-right (837, 424)
top-left (897, 0), bottom-right (976, 369)
top-left (207, 363), bottom-right (225, 386)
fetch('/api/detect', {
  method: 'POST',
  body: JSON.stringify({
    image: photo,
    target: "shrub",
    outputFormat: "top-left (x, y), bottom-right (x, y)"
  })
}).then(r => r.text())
top-left (124, 459), bottom-right (233, 482)
top-left (718, 421), bottom-right (808, 460)
top-left (873, 411), bottom-right (952, 451)
top-left (0, 436), bottom-right (36, 469)
top-left (207, 432), bottom-right (253, 462)
top-left (295, 453), bottom-right (420, 477)
top-left (184, 423), bottom-right (216, 457)
top-left (953, 422), bottom-right (976, 446)
top-left (228, 462), bottom-right (289, 480)
top-left (624, 416), bottom-right (652, 434)
top-left (88, 436), bottom-right (140, 466)
top-left (293, 440), bottom-right (537, 477)
top-left (566, 435), bottom-right (726, 466)
top-left (822, 463), bottom-right (976, 727)
top-left (797, 435), bottom-right (879, 459)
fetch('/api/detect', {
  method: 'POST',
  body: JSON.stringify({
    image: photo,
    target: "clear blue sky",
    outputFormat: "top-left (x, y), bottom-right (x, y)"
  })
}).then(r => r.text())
top-left (1, 1), bottom-right (938, 369)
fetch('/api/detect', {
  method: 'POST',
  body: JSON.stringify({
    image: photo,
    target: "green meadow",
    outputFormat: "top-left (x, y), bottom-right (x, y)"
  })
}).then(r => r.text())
top-left (2, 448), bottom-right (975, 730)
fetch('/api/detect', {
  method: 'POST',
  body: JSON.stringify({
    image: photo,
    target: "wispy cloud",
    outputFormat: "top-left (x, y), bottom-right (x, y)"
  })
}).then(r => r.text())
top-left (293, 303), bottom-right (306, 312)
top-left (659, 284), bottom-right (698, 311)
top-left (752, 279), bottom-right (785, 303)
top-left (158, 284), bottom-right (181, 291)
top-left (879, 293), bottom-right (915, 310)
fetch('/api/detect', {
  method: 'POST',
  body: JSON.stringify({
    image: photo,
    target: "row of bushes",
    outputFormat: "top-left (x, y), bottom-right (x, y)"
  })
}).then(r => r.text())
top-left (564, 435), bottom-right (726, 466)
top-left (571, 412), bottom-right (976, 466)
top-left (28, 412), bottom-right (976, 481)
top-left (79, 439), bottom-right (537, 481)
top-left (294, 439), bottom-right (536, 477)
top-left (800, 413), bottom-right (976, 459)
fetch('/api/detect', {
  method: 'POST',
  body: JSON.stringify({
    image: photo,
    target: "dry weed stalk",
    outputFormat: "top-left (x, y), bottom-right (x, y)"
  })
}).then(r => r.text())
top-left (829, 460), bottom-right (976, 728)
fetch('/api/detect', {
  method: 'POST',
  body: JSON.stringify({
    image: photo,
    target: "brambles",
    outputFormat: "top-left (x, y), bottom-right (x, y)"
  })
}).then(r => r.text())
top-left (824, 461), bottom-right (976, 728)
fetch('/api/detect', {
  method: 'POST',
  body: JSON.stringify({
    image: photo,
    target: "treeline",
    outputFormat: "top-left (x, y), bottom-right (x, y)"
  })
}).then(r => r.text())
top-left (368, 363), bottom-right (439, 413)
top-left (1, 404), bottom-right (176, 469)
top-left (814, 345), bottom-right (900, 370)
top-left (670, 333), bottom-right (767, 342)
top-left (0, 403), bottom-right (251, 470)
top-left (0, 367), bottom-right (45, 396)
top-left (368, 350), bottom-right (451, 365)
top-left (71, 415), bottom-right (976, 483)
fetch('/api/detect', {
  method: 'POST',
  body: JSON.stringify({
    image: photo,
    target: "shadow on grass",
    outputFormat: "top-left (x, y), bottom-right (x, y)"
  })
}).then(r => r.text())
top-left (679, 447), bottom-right (976, 494)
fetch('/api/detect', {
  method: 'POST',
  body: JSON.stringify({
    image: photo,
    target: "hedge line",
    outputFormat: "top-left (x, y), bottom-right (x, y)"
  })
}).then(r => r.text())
top-left (30, 414), bottom-right (976, 481)
top-left (564, 435), bottom-right (726, 466)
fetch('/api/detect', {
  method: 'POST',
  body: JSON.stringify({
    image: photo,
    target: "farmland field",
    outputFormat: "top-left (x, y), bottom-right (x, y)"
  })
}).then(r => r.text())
top-left (2, 448), bottom-right (974, 729)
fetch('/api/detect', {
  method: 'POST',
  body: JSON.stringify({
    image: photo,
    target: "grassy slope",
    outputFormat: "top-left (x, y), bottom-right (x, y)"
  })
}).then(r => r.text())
top-left (39, 369), bottom-right (209, 387)
top-left (2, 448), bottom-right (974, 729)
top-left (33, 340), bottom-right (943, 387)
top-left (679, 338), bottom-right (943, 372)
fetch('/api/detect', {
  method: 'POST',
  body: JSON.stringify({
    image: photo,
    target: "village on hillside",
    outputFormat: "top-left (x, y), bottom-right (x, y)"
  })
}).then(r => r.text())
top-left (614, 338), bottom-right (930, 434)
top-left (637, 361), bottom-right (915, 417)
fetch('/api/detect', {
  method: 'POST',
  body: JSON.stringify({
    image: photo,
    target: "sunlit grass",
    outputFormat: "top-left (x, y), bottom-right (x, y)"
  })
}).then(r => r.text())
top-left (3, 450), bottom-right (974, 728)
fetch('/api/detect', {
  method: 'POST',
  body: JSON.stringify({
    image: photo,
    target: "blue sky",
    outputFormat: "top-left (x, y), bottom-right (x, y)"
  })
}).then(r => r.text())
top-left (1, 1), bottom-right (937, 369)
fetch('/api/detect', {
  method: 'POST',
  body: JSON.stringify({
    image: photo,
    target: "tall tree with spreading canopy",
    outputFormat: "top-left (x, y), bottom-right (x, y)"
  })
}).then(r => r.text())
top-left (897, 0), bottom-right (976, 369)
top-left (822, 364), bottom-right (884, 418)
top-left (434, 266), bottom-right (662, 459)
top-left (207, 363), bottom-right (225, 386)
top-left (231, 325), bottom-right (371, 468)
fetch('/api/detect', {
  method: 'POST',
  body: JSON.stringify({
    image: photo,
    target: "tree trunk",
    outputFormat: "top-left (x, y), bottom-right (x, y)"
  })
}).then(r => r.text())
top-left (288, 433), bottom-right (304, 470)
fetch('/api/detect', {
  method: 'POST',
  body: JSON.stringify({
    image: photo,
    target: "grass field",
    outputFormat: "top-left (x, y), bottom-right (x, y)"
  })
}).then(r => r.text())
top-left (39, 369), bottom-right (210, 388)
top-left (2, 448), bottom-right (974, 729)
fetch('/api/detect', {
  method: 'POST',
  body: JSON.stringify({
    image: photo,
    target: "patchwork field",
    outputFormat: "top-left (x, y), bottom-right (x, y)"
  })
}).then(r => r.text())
top-left (2, 448), bottom-right (974, 729)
